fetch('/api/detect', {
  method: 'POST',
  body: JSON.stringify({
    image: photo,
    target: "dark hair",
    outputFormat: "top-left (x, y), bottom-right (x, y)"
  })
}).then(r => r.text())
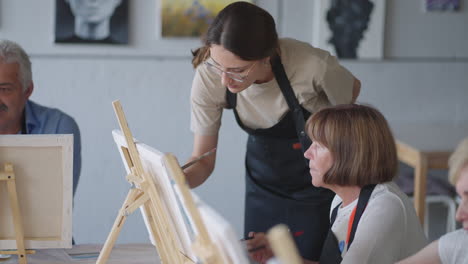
top-left (192, 1), bottom-right (279, 68)
top-left (305, 104), bottom-right (398, 187)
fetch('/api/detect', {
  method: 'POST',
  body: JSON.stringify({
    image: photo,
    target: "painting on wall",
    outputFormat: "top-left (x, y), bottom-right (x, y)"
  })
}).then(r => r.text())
top-left (55, 0), bottom-right (129, 44)
top-left (425, 0), bottom-right (460, 11)
top-left (161, 0), bottom-right (252, 38)
top-left (312, 0), bottom-right (386, 59)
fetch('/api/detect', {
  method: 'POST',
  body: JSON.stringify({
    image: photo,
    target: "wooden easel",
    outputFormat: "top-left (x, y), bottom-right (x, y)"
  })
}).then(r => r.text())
top-left (164, 155), bottom-right (224, 264)
top-left (0, 163), bottom-right (36, 264)
top-left (96, 100), bottom-right (223, 264)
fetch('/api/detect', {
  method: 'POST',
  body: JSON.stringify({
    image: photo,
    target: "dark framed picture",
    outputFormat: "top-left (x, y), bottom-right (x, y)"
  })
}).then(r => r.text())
top-left (55, 0), bottom-right (129, 44)
top-left (313, 0), bottom-right (386, 60)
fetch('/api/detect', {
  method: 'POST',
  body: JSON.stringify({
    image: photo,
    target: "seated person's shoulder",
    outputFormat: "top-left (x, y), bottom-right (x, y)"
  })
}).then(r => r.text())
top-left (441, 229), bottom-right (468, 243)
top-left (27, 100), bottom-right (79, 133)
top-left (367, 183), bottom-right (408, 214)
top-left (31, 100), bottom-right (74, 119)
top-left (439, 229), bottom-right (468, 263)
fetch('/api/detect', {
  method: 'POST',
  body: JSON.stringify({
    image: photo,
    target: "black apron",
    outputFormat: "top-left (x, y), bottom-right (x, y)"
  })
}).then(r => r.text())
top-left (319, 184), bottom-right (376, 264)
top-left (225, 55), bottom-right (334, 261)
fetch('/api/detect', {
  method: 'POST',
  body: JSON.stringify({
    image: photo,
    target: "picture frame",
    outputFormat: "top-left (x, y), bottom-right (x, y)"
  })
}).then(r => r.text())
top-left (424, 0), bottom-right (461, 11)
top-left (160, 0), bottom-right (252, 38)
top-left (312, 0), bottom-right (386, 59)
top-left (55, 0), bottom-right (129, 44)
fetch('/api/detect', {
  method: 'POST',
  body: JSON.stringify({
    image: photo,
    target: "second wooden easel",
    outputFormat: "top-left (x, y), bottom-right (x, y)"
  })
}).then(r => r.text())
top-left (0, 163), bottom-right (35, 264)
top-left (96, 100), bottom-right (223, 264)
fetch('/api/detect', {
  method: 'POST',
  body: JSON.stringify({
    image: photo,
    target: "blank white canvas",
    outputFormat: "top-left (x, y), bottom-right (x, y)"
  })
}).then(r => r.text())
top-left (0, 134), bottom-right (73, 249)
top-left (312, 0), bottom-right (386, 59)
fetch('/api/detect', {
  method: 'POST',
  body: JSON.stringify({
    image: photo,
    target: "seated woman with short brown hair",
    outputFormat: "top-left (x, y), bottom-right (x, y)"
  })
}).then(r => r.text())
top-left (304, 104), bottom-right (427, 264)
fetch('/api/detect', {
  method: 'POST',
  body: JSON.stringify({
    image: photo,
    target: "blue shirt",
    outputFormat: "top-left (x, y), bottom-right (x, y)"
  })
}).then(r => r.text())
top-left (24, 100), bottom-right (81, 196)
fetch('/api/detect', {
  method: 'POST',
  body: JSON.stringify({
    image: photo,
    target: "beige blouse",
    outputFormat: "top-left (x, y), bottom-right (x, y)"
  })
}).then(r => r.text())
top-left (190, 38), bottom-right (355, 135)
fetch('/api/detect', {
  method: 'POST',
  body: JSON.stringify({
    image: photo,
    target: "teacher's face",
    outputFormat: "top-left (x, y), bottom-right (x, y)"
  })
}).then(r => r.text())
top-left (304, 141), bottom-right (333, 188)
top-left (208, 45), bottom-right (260, 94)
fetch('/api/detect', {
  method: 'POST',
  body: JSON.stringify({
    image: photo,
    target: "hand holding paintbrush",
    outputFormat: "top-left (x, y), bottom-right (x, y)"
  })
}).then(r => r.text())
top-left (181, 148), bottom-right (217, 170)
top-left (242, 232), bottom-right (273, 263)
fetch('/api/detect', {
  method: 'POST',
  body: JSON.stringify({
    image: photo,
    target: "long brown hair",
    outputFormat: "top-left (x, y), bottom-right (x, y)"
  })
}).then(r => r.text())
top-left (192, 2), bottom-right (279, 68)
top-left (305, 104), bottom-right (398, 187)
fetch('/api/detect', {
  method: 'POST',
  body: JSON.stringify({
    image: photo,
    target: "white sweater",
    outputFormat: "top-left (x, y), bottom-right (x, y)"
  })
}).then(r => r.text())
top-left (439, 229), bottom-right (468, 264)
top-left (330, 182), bottom-right (428, 264)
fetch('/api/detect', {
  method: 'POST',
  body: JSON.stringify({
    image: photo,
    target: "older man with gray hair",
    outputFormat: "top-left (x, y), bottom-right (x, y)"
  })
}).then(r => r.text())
top-left (0, 39), bottom-right (81, 197)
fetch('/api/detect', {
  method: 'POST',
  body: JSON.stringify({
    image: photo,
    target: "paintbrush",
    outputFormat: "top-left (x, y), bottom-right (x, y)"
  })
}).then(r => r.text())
top-left (181, 148), bottom-right (217, 170)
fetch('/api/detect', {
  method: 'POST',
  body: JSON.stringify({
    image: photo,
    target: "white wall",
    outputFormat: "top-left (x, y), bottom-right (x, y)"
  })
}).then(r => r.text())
top-left (1, 0), bottom-right (467, 244)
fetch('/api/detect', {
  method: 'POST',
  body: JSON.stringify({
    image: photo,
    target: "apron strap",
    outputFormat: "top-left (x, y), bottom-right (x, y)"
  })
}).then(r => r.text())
top-left (330, 202), bottom-right (342, 225)
top-left (225, 89), bottom-right (255, 134)
top-left (225, 88), bottom-right (236, 109)
top-left (270, 55), bottom-right (312, 159)
top-left (347, 184), bottom-right (376, 250)
top-left (225, 55), bottom-right (312, 144)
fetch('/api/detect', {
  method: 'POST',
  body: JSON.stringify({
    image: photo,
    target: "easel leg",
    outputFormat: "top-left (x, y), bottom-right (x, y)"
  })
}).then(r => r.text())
top-left (142, 202), bottom-right (172, 264)
top-left (6, 177), bottom-right (27, 264)
top-left (96, 188), bottom-right (140, 264)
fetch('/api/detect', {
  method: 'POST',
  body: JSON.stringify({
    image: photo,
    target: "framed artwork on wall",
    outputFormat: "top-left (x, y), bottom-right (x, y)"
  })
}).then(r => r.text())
top-left (424, 0), bottom-right (460, 11)
top-left (312, 0), bottom-right (386, 59)
top-left (160, 0), bottom-right (252, 38)
top-left (55, 0), bottom-right (129, 44)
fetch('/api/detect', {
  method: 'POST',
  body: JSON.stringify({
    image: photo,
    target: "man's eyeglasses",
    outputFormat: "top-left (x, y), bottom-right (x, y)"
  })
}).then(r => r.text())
top-left (204, 60), bottom-right (257, 83)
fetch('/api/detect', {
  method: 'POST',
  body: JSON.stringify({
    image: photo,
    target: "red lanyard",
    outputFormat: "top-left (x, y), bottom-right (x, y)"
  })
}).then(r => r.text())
top-left (346, 206), bottom-right (358, 245)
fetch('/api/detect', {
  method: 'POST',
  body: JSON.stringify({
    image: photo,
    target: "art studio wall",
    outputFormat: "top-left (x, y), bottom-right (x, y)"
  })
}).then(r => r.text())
top-left (0, 0), bottom-right (467, 244)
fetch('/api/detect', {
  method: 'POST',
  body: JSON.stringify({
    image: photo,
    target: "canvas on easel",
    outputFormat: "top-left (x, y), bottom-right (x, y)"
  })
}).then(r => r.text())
top-left (0, 135), bottom-right (73, 263)
top-left (97, 100), bottom-right (248, 264)
top-left (111, 129), bottom-right (196, 261)
top-left (112, 130), bottom-right (248, 264)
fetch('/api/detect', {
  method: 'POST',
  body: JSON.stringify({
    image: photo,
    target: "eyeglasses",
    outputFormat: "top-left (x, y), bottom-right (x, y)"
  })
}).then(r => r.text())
top-left (204, 60), bottom-right (257, 83)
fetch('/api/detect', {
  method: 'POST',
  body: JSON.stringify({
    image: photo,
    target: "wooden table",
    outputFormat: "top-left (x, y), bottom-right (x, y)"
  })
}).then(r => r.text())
top-left (0, 244), bottom-right (160, 264)
top-left (392, 123), bottom-right (468, 224)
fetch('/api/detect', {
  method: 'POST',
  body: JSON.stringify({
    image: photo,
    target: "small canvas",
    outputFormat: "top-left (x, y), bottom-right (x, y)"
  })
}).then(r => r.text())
top-left (0, 135), bottom-right (73, 249)
top-left (112, 130), bottom-right (249, 263)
